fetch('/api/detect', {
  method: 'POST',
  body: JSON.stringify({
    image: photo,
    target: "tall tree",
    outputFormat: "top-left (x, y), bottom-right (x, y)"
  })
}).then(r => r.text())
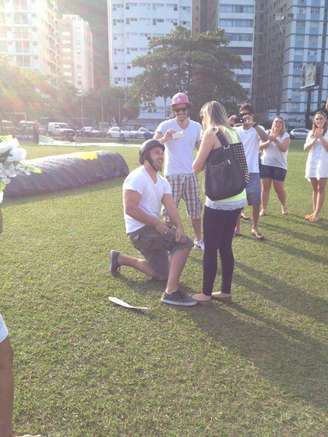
top-left (132, 27), bottom-right (246, 118)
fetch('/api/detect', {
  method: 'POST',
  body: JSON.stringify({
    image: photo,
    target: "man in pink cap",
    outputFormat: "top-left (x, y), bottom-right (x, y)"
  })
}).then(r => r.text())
top-left (154, 92), bottom-right (204, 249)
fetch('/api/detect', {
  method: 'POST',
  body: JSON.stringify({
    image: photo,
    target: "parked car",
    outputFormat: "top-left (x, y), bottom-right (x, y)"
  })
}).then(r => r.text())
top-left (289, 128), bottom-right (309, 140)
top-left (80, 126), bottom-right (102, 137)
top-left (0, 120), bottom-right (15, 135)
top-left (130, 127), bottom-right (155, 139)
top-left (48, 122), bottom-right (76, 141)
top-left (107, 126), bottom-right (131, 139)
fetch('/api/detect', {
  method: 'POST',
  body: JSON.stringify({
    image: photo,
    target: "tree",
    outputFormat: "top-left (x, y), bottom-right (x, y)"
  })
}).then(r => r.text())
top-left (132, 27), bottom-right (246, 119)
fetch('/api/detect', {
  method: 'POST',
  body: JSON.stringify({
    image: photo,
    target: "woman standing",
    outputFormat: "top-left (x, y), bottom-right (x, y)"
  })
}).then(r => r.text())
top-left (259, 117), bottom-right (290, 216)
top-left (192, 101), bottom-right (247, 303)
top-left (304, 111), bottom-right (328, 222)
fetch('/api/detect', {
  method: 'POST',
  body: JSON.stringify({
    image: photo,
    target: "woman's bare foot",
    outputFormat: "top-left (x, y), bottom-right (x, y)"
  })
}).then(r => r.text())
top-left (212, 292), bottom-right (232, 303)
top-left (193, 293), bottom-right (212, 302)
top-left (251, 227), bottom-right (264, 240)
top-left (304, 213), bottom-right (314, 220)
top-left (281, 205), bottom-right (288, 215)
top-left (259, 209), bottom-right (266, 217)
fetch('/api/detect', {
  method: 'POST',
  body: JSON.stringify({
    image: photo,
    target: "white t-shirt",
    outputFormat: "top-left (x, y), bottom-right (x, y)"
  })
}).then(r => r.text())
top-left (155, 118), bottom-right (202, 176)
top-left (0, 314), bottom-right (8, 343)
top-left (235, 126), bottom-right (260, 173)
top-left (261, 131), bottom-right (290, 170)
top-left (123, 166), bottom-right (172, 233)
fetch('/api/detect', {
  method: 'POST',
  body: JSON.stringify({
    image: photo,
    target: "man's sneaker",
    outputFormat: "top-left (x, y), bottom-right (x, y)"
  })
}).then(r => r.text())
top-left (109, 250), bottom-right (120, 276)
top-left (161, 289), bottom-right (198, 307)
top-left (193, 239), bottom-right (204, 251)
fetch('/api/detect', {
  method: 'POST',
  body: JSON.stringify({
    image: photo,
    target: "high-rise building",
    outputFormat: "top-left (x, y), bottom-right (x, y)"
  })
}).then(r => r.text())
top-left (253, 0), bottom-right (328, 127)
top-left (192, 0), bottom-right (218, 35)
top-left (218, 1), bottom-right (255, 97)
top-left (107, 0), bottom-right (192, 122)
top-left (0, 0), bottom-right (59, 78)
top-left (59, 15), bottom-right (94, 94)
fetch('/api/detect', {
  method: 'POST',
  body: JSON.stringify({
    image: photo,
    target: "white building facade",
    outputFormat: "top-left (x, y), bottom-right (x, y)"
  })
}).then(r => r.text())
top-left (107, 0), bottom-right (192, 122)
top-left (217, 0), bottom-right (255, 97)
top-left (0, 0), bottom-right (59, 78)
top-left (59, 15), bottom-right (94, 94)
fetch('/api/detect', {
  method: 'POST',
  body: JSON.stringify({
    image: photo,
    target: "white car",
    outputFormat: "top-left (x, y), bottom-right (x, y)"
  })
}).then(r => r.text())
top-left (289, 128), bottom-right (309, 140)
top-left (48, 122), bottom-right (75, 140)
top-left (107, 127), bottom-right (131, 139)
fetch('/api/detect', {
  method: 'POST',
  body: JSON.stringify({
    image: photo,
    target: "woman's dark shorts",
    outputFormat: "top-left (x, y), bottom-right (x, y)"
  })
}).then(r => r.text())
top-left (128, 225), bottom-right (193, 279)
top-left (260, 164), bottom-right (287, 182)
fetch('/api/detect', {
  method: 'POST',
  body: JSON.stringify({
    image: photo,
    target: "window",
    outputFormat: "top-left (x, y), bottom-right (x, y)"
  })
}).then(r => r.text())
top-left (219, 19), bottom-right (253, 27)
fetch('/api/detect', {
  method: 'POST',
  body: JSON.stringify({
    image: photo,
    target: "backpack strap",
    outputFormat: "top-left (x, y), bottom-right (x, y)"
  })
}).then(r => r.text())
top-left (216, 130), bottom-right (230, 148)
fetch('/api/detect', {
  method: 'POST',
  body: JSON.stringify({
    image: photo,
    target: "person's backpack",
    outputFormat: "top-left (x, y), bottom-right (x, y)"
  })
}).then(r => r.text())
top-left (205, 130), bottom-right (249, 201)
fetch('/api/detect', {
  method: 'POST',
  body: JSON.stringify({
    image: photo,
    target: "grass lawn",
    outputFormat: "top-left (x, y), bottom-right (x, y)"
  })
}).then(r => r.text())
top-left (0, 141), bottom-right (327, 437)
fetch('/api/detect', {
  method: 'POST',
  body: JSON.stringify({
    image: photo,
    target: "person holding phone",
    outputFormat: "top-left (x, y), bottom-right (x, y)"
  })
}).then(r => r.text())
top-left (235, 104), bottom-right (269, 239)
top-left (154, 93), bottom-right (203, 250)
top-left (304, 111), bottom-right (328, 222)
top-left (259, 116), bottom-right (290, 216)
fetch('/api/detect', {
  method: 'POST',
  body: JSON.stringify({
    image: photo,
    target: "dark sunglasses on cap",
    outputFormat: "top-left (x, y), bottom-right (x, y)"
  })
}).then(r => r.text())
top-left (173, 106), bottom-right (188, 113)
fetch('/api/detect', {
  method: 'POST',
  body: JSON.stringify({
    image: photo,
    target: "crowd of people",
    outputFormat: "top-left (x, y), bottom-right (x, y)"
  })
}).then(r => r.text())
top-left (110, 92), bottom-right (327, 306)
top-left (1, 93), bottom-right (327, 435)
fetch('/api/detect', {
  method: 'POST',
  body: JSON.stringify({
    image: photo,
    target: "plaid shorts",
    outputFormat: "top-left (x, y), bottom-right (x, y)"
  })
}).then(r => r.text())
top-left (163, 173), bottom-right (202, 220)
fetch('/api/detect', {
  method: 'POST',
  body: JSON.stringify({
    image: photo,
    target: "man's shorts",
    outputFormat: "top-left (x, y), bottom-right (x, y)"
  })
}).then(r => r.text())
top-left (164, 173), bottom-right (202, 220)
top-left (246, 172), bottom-right (261, 206)
top-left (260, 164), bottom-right (287, 182)
top-left (0, 314), bottom-right (9, 343)
top-left (128, 225), bottom-right (193, 279)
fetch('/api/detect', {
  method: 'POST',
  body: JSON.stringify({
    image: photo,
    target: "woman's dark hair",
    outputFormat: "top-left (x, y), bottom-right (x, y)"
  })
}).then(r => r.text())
top-left (239, 103), bottom-right (254, 114)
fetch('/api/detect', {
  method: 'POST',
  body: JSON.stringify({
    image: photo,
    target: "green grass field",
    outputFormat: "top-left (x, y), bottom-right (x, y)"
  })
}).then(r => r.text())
top-left (1, 141), bottom-right (327, 437)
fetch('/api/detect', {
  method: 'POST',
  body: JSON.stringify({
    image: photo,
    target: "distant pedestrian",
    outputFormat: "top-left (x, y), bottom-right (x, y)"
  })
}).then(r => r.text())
top-left (304, 111), bottom-right (328, 222)
top-left (259, 116), bottom-right (290, 216)
top-left (154, 93), bottom-right (204, 250)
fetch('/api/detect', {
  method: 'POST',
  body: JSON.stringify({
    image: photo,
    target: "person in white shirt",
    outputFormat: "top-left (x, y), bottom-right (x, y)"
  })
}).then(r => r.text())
top-left (235, 104), bottom-right (268, 239)
top-left (304, 111), bottom-right (328, 222)
top-left (0, 314), bottom-right (40, 437)
top-left (109, 139), bottom-right (197, 307)
top-left (259, 116), bottom-right (290, 216)
top-left (154, 93), bottom-right (204, 250)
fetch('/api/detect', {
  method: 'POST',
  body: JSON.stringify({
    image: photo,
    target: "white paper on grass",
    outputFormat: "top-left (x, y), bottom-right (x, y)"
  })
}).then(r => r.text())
top-left (108, 296), bottom-right (149, 311)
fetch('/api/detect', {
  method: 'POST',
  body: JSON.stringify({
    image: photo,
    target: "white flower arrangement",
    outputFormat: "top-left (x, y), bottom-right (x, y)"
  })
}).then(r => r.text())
top-left (0, 136), bottom-right (40, 203)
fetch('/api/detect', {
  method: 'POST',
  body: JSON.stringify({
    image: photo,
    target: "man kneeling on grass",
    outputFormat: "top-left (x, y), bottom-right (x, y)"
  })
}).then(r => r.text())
top-left (109, 139), bottom-right (197, 307)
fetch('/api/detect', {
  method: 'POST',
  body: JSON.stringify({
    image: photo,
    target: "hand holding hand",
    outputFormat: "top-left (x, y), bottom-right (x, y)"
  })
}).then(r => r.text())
top-left (155, 221), bottom-right (170, 236)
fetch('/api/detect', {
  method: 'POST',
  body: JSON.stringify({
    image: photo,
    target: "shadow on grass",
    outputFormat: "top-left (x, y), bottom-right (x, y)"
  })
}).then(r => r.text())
top-left (190, 302), bottom-right (328, 410)
top-left (234, 261), bottom-right (327, 324)
top-left (261, 238), bottom-right (328, 265)
top-left (261, 221), bottom-right (328, 245)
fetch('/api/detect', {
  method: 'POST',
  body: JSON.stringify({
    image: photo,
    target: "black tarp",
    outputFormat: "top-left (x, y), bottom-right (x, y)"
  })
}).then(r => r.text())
top-left (5, 150), bottom-right (129, 199)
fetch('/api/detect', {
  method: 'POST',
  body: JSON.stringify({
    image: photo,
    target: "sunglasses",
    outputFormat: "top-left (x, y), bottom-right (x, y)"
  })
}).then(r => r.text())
top-left (174, 107), bottom-right (188, 113)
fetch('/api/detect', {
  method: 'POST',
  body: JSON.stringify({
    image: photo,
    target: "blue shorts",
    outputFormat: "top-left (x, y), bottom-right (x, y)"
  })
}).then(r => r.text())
top-left (260, 164), bottom-right (287, 182)
top-left (246, 173), bottom-right (261, 206)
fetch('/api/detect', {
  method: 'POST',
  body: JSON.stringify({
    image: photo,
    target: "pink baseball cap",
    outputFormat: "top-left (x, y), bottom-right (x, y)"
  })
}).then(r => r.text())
top-left (171, 92), bottom-right (191, 107)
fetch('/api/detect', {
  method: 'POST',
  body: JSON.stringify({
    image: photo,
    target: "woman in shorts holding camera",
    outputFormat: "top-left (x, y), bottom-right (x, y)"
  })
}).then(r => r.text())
top-left (304, 111), bottom-right (328, 222)
top-left (259, 116), bottom-right (290, 216)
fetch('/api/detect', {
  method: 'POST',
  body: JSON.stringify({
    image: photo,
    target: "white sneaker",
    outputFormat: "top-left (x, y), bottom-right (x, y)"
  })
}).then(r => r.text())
top-left (193, 239), bottom-right (204, 251)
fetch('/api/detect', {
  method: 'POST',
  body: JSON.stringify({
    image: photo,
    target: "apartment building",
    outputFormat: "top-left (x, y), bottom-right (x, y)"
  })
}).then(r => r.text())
top-left (218, 0), bottom-right (255, 97)
top-left (0, 0), bottom-right (59, 77)
top-left (192, 0), bottom-right (218, 35)
top-left (59, 15), bottom-right (94, 94)
top-left (253, 0), bottom-right (328, 127)
top-left (107, 0), bottom-right (192, 122)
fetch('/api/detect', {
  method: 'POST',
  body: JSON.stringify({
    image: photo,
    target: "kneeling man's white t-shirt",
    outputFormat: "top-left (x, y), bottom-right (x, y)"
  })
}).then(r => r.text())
top-left (123, 166), bottom-right (172, 234)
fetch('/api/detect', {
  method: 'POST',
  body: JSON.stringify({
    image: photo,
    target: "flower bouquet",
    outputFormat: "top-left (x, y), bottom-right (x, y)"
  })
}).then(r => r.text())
top-left (0, 136), bottom-right (41, 233)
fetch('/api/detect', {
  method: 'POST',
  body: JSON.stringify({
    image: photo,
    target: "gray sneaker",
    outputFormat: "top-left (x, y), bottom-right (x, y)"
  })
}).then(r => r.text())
top-left (161, 289), bottom-right (198, 307)
top-left (109, 250), bottom-right (120, 276)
